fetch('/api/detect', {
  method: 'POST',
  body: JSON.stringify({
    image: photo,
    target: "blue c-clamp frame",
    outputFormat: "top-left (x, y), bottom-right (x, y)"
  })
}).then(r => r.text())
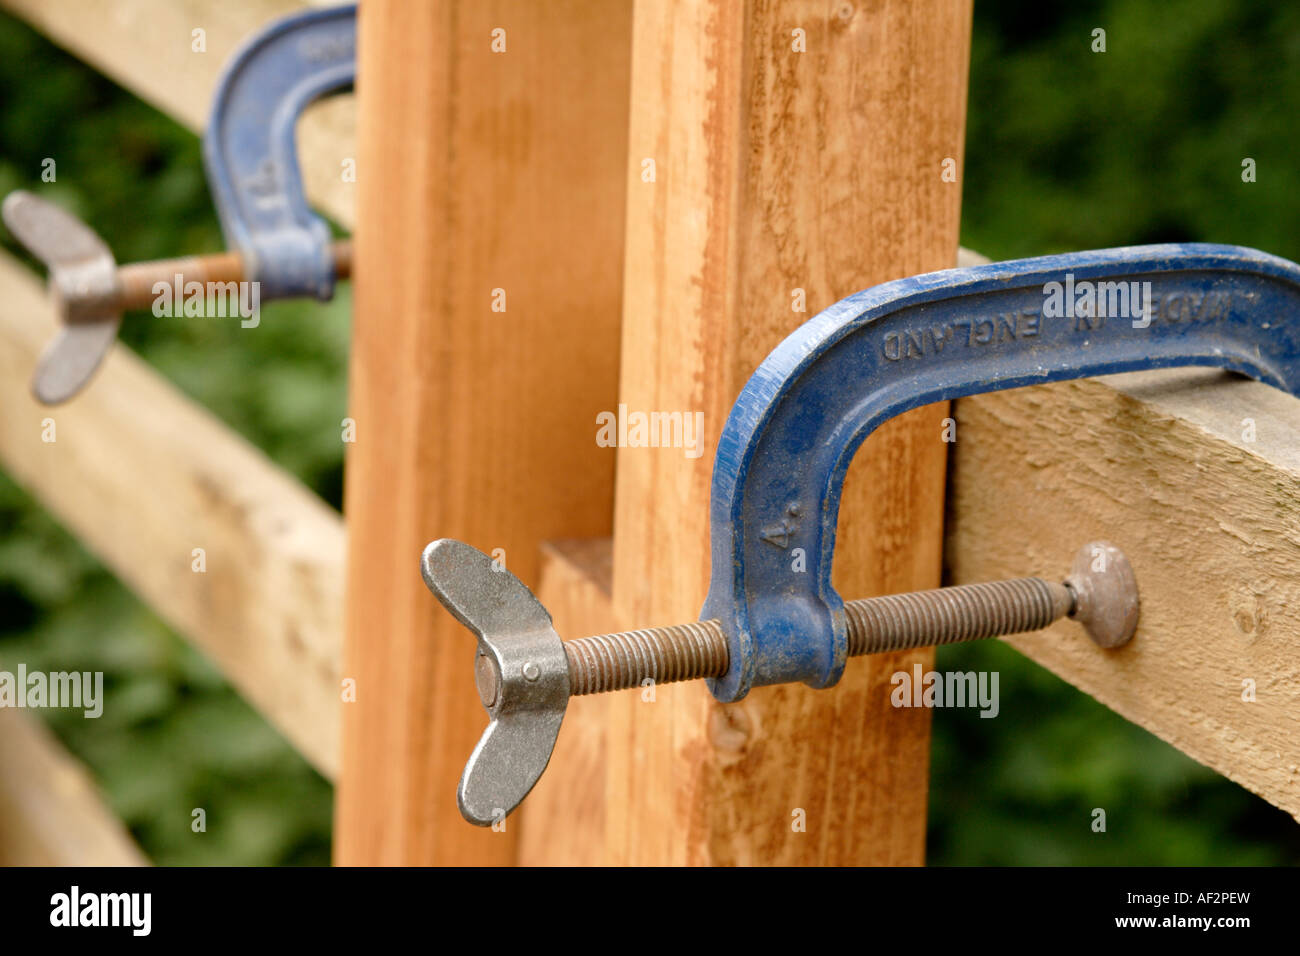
top-left (703, 244), bottom-right (1300, 699)
top-left (203, 3), bottom-right (356, 300)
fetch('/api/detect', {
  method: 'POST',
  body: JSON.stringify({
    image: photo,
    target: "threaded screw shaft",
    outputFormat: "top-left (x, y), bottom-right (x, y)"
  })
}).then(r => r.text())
top-left (844, 577), bottom-right (1072, 655)
top-left (564, 621), bottom-right (728, 695)
top-left (562, 577), bottom-right (1076, 696)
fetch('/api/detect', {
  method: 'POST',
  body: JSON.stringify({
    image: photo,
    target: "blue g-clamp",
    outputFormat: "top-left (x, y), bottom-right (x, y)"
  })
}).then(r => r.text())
top-left (702, 243), bottom-right (1300, 700)
top-left (2, 3), bottom-right (358, 403)
top-left (203, 2), bottom-right (356, 300)
top-left (423, 242), bottom-right (1300, 824)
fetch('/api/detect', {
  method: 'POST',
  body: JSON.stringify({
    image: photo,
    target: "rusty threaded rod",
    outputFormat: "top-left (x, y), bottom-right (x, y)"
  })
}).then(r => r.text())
top-left (563, 576), bottom-right (1074, 696)
top-left (110, 239), bottom-right (353, 312)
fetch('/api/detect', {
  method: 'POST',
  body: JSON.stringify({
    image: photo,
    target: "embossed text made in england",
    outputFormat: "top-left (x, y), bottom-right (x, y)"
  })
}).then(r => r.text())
top-left (881, 290), bottom-right (1242, 362)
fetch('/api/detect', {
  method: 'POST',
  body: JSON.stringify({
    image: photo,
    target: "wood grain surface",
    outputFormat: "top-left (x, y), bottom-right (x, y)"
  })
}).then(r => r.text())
top-left (606, 0), bottom-right (972, 864)
top-left (949, 369), bottom-right (1300, 819)
top-left (336, 0), bottom-right (632, 865)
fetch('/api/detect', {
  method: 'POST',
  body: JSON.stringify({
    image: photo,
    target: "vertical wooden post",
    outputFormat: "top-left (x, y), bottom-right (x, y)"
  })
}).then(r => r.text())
top-left (337, 0), bottom-right (633, 864)
top-left (608, 0), bottom-right (972, 864)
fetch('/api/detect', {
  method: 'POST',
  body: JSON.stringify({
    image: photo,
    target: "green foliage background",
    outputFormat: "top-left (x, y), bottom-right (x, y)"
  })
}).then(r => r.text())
top-left (0, 1), bottom-right (1297, 864)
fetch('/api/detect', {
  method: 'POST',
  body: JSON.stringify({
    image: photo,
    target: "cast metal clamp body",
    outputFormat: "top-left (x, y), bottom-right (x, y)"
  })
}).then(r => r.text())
top-left (702, 243), bottom-right (1300, 701)
top-left (203, 2), bottom-right (356, 301)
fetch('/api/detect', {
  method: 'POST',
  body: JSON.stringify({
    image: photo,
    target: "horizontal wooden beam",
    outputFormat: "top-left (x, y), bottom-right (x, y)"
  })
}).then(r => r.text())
top-left (0, 0), bottom-right (354, 227)
top-left (0, 252), bottom-right (343, 777)
top-left (0, 707), bottom-right (147, 865)
top-left (948, 369), bottom-right (1300, 818)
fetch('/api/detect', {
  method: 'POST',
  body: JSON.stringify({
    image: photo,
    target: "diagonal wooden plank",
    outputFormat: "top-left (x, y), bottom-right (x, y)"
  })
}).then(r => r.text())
top-left (0, 706), bottom-right (148, 866)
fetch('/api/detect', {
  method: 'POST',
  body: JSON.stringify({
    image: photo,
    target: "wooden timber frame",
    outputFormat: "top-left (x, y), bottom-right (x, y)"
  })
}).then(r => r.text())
top-left (0, 0), bottom-right (1296, 866)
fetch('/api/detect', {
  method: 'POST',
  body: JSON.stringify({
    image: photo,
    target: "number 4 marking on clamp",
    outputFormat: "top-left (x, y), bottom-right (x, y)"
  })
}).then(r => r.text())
top-left (760, 503), bottom-right (803, 549)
